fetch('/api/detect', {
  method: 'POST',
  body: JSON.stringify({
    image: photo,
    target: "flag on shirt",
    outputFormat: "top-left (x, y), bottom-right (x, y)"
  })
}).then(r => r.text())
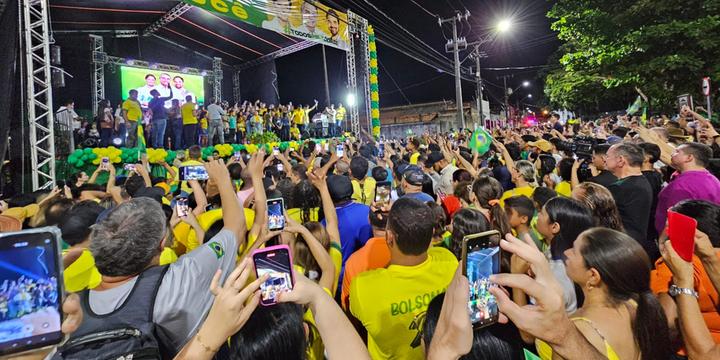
top-left (626, 95), bottom-right (642, 115)
top-left (469, 127), bottom-right (492, 155)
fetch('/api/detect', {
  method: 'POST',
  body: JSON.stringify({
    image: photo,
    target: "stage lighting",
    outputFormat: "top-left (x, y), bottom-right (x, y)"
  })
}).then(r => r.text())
top-left (200, 70), bottom-right (208, 76)
top-left (181, 68), bottom-right (189, 74)
top-left (346, 93), bottom-right (356, 107)
top-left (112, 136), bottom-right (123, 146)
top-left (126, 59), bottom-right (135, 65)
top-left (149, 63), bottom-right (158, 69)
top-left (497, 19), bottom-right (512, 33)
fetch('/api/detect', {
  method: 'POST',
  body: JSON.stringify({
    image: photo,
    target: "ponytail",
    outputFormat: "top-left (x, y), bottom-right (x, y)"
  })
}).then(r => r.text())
top-left (635, 291), bottom-right (671, 360)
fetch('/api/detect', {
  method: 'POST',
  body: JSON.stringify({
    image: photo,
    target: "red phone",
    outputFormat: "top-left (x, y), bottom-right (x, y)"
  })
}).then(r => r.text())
top-left (252, 245), bottom-right (294, 306)
top-left (667, 210), bottom-right (697, 262)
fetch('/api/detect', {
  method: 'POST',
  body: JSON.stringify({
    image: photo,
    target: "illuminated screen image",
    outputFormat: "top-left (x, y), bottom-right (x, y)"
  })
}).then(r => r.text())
top-left (120, 66), bottom-right (205, 108)
top-left (254, 250), bottom-right (292, 304)
top-left (181, 166), bottom-right (208, 181)
top-left (267, 200), bottom-right (285, 231)
top-left (0, 240), bottom-right (61, 352)
top-left (467, 246), bottom-right (499, 324)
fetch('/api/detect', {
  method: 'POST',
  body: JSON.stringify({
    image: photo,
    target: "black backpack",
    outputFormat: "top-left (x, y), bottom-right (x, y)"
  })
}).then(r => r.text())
top-left (53, 266), bottom-right (169, 360)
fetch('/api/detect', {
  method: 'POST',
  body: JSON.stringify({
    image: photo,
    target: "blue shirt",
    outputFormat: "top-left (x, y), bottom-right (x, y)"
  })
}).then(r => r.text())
top-left (322, 201), bottom-right (372, 294)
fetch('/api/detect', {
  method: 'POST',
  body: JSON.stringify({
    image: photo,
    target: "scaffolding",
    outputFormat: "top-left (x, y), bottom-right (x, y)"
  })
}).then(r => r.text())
top-left (20, 0), bottom-right (56, 191)
top-left (90, 34), bottom-right (105, 117)
top-left (346, 11), bottom-right (359, 135)
top-left (213, 57), bottom-right (223, 103)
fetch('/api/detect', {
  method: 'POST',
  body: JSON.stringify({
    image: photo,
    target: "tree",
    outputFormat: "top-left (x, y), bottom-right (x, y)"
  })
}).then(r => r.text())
top-left (545, 0), bottom-right (720, 113)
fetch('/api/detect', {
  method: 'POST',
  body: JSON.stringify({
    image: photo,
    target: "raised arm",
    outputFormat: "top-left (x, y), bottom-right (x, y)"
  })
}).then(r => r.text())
top-left (285, 217), bottom-right (335, 291)
top-left (247, 150), bottom-right (268, 241)
top-left (492, 139), bottom-right (515, 172)
top-left (189, 180), bottom-right (208, 216)
top-left (205, 159), bottom-right (246, 242)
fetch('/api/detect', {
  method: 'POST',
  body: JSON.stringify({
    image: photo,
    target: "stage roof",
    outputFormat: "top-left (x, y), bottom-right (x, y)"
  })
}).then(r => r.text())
top-left (49, 0), bottom-right (304, 65)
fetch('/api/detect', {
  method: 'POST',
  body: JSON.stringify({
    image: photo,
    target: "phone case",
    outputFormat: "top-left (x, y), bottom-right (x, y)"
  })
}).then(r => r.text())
top-left (461, 230), bottom-right (501, 276)
top-left (251, 245), bottom-right (295, 306)
top-left (667, 210), bottom-right (697, 262)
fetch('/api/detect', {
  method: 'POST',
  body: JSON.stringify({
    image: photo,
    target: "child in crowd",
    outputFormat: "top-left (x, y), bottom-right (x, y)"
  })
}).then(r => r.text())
top-left (504, 195), bottom-right (543, 251)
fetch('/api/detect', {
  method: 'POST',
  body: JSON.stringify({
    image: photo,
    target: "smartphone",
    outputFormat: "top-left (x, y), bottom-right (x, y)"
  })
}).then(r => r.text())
top-left (252, 245), bottom-right (294, 306)
top-left (276, 163), bottom-right (284, 172)
top-left (667, 210), bottom-right (697, 262)
top-left (101, 157), bottom-right (109, 170)
top-left (0, 227), bottom-right (64, 356)
top-left (336, 144), bottom-right (344, 158)
top-left (314, 144), bottom-right (322, 153)
top-left (234, 151), bottom-right (241, 160)
top-left (324, 143), bottom-right (329, 152)
top-left (273, 147), bottom-right (279, 156)
top-left (123, 164), bottom-right (136, 172)
top-left (461, 230), bottom-right (501, 328)
top-left (374, 181), bottom-right (391, 206)
top-left (176, 197), bottom-right (189, 218)
top-left (379, 143), bottom-right (385, 158)
top-left (179, 165), bottom-right (209, 181)
top-left (267, 198), bottom-right (285, 231)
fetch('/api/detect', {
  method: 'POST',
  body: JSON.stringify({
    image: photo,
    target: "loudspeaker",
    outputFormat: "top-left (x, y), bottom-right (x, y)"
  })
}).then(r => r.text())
top-left (50, 45), bottom-right (61, 65)
top-left (51, 67), bottom-right (65, 88)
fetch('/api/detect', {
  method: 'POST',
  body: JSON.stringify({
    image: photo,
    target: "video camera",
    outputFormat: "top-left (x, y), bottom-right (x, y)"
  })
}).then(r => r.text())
top-left (555, 136), bottom-right (598, 160)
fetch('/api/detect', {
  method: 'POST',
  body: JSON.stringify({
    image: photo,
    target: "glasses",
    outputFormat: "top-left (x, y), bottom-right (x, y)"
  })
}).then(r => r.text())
top-left (408, 311), bottom-right (427, 348)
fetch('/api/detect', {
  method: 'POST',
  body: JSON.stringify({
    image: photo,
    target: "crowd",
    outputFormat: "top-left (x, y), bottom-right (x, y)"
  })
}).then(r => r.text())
top-left (0, 277), bottom-right (58, 321)
top-left (60, 95), bottom-right (347, 151)
top-left (5, 104), bottom-right (720, 359)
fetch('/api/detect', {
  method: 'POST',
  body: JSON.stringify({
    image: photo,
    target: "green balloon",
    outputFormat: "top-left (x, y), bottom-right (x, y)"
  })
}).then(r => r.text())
top-left (76, 160), bottom-right (84, 167)
top-left (83, 148), bottom-right (93, 154)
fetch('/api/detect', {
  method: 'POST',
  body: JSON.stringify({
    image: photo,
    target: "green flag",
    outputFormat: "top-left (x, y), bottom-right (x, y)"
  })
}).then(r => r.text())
top-left (640, 105), bottom-right (648, 125)
top-left (469, 127), bottom-right (492, 155)
top-left (137, 123), bottom-right (147, 153)
top-left (626, 95), bottom-right (642, 115)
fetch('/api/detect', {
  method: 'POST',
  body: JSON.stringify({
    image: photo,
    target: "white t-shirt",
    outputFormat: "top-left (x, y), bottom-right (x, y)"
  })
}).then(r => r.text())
top-left (56, 106), bottom-right (80, 129)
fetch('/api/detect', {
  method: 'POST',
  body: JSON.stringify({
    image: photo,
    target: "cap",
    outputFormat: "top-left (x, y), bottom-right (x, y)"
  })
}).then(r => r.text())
top-left (326, 175), bottom-right (353, 202)
top-left (402, 165), bottom-right (426, 186)
top-left (425, 151), bottom-right (445, 168)
top-left (667, 127), bottom-right (687, 139)
top-left (155, 182), bottom-right (170, 195)
top-left (606, 135), bottom-right (623, 145)
top-left (528, 139), bottom-right (552, 153)
top-left (134, 186), bottom-right (166, 204)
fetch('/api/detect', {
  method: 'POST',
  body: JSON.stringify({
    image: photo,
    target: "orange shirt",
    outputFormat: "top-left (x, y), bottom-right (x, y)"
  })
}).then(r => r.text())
top-left (650, 252), bottom-right (720, 344)
top-left (341, 237), bottom-right (391, 310)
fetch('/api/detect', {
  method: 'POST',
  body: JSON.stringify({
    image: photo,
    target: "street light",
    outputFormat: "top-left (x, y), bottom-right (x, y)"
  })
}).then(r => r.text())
top-left (497, 19), bottom-right (512, 33)
top-left (522, 81), bottom-right (530, 87)
top-left (346, 93), bottom-right (356, 107)
top-left (527, 94), bottom-right (533, 99)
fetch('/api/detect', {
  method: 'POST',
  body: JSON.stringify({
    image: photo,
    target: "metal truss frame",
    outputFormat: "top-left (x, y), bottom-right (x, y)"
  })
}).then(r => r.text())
top-left (106, 56), bottom-right (214, 76)
top-left (235, 40), bottom-right (316, 72)
top-left (358, 16), bottom-right (372, 135)
top-left (21, 0), bottom-right (55, 190)
top-left (346, 11), bottom-right (359, 135)
top-left (232, 70), bottom-right (241, 104)
top-left (213, 57), bottom-right (223, 102)
top-left (142, 2), bottom-right (192, 36)
top-left (90, 35), bottom-right (105, 117)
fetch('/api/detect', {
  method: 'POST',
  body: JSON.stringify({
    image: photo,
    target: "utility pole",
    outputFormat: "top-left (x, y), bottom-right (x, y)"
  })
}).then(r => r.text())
top-left (440, 11), bottom-right (469, 130)
top-left (472, 46), bottom-right (488, 128)
top-left (321, 45), bottom-right (331, 107)
top-left (502, 75), bottom-right (510, 127)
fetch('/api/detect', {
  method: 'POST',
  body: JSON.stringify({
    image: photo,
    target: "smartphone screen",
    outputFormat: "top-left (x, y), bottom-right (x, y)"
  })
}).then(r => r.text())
top-left (101, 157), bottom-right (109, 170)
top-left (252, 245), bottom-right (294, 306)
top-left (462, 231), bottom-right (501, 328)
top-left (234, 151), bottom-right (241, 160)
top-left (0, 228), bottom-right (63, 356)
top-left (336, 144), bottom-right (344, 158)
top-left (180, 165), bottom-right (209, 181)
top-left (379, 143), bottom-right (385, 158)
top-left (273, 147), bottom-right (280, 156)
top-left (267, 198), bottom-right (285, 231)
top-left (123, 164), bottom-right (136, 172)
top-left (176, 198), bottom-right (189, 218)
top-left (276, 163), bottom-right (284, 172)
top-left (314, 144), bottom-right (322, 153)
top-left (374, 182), bottom-right (391, 205)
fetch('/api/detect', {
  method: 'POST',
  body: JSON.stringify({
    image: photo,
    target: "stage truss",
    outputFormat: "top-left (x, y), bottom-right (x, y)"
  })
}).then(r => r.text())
top-left (22, 1), bottom-right (371, 189)
top-left (20, 0), bottom-right (56, 191)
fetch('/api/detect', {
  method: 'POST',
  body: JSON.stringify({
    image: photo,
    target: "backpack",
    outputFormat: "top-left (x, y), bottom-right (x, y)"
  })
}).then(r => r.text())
top-left (52, 266), bottom-right (170, 360)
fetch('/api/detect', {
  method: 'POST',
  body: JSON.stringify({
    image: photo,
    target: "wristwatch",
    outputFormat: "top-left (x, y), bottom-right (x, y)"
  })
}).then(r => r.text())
top-left (669, 284), bottom-right (699, 299)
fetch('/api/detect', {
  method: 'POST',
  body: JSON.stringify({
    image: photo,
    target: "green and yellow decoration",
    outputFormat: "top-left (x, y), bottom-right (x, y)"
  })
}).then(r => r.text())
top-left (368, 25), bottom-right (380, 138)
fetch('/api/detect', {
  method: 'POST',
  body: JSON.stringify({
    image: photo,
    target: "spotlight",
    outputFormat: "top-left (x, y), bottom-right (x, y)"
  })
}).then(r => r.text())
top-left (200, 70), bottom-right (208, 76)
top-left (112, 137), bottom-right (123, 146)
top-left (346, 93), bottom-right (356, 107)
top-left (149, 63), bottom-right (158, 69)
top-left (181, 68), bottom-right (189, 74)
top-left (126, 59), bottom-right (135, 65)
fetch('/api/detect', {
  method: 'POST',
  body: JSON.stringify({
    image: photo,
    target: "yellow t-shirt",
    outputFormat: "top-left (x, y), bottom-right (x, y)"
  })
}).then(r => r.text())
top-left (122, 99), bottom-right (142, 122)
top-left (181, 103), bottom-right (197, 125)
top-left (352, 178), bottom-right (376, 206)
top-left (287, 207), bottom-right (320, 224)
top-left (555, 181), bottom-right (572, 197)
top-left (292, 109), bottom-right (304, 125)
top-left (409, 152), bottom-right (420, 165)
top-left (63, 248), bottom-right (177, 292)
top-left (349, 247), bottom-right (458, 360)
top-left (336, 106), bottom-right (346, 120)
top-left (500, 185), bottom-right (536, 207)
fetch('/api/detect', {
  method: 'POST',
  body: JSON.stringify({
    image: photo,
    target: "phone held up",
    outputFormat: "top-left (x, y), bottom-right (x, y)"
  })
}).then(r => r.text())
top-left (461, 230), bottom-right (501, 328)
top-left (252, 245), bottom-right (295, 306)
top-left (0, 227), bottom-right (64, 356)
top-left (266, 198), bottom-right (285, 232)
top-left (179, 165), bottom-right (209, 181)
top-left (374, 181), bottom-right (391, 207)
top-left (175, 197), bottom-right (189, 218)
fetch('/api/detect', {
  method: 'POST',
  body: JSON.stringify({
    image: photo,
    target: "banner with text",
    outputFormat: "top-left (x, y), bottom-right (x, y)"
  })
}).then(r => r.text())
top-left (181, 0), bottom-right (350, 51)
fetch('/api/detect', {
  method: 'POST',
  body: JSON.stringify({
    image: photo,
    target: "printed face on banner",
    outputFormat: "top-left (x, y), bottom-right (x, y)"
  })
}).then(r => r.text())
top-left (261, 0), bottom-right (349, 50)
top-left (120, 66), bottom-right (205, 108)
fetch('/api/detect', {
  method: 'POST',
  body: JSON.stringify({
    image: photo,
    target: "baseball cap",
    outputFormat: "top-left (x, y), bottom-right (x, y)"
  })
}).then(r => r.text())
top-left (606, 135), bottom-right (623, 145)
top-left (424, 151), bottom-right (445, 168)
top-left (402, 165), bottom-right (426, 186)
top-left (327, 175), bottom-right (353, 202)
top-left (528, 139), bottom-right (552, 153)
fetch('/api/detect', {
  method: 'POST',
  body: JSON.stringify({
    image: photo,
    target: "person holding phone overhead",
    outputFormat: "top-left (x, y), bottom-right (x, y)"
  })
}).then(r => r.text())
top-left (348, 198), bottom-right (457, 359)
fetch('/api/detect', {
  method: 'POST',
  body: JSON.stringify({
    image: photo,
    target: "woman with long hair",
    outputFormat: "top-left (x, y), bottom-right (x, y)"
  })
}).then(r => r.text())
top-left (470, 175), bottom-right (512, 237)
top-left (541, 227), bottom-right (671, 360)
top-left (572, 182), bottom-right (624, 231)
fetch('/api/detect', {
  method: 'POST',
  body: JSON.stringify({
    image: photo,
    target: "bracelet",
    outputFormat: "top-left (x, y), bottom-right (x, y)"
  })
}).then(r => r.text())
top-left (195, 333), bottom-right (219, 353)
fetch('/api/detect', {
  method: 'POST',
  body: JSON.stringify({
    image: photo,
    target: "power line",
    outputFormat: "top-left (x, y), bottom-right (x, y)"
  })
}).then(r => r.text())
top-left (378, 59), bottom-right (412, 105)
top-left (379, 73), bottom-right (447, 95)
top-left (409, 0), bottom-right (438, 18)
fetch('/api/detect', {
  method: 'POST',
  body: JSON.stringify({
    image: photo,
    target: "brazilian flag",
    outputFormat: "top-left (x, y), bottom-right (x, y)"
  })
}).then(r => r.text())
top-left (626, 96), bottom-right (643, 116)
top-left (469, 127), bottom-right (493, 155)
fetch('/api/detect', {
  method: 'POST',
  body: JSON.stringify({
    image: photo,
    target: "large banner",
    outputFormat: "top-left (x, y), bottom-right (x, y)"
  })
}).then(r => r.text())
top-left (120, 66), bottom-right (205, 108)
top-left (182, 0), bottom-right (350, 51)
